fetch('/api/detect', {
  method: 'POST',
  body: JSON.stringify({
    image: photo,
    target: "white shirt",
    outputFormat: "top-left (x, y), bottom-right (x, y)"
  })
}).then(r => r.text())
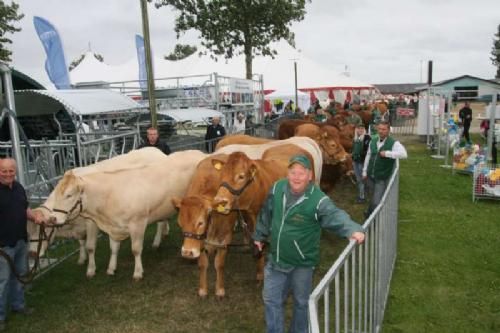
top-left (362, 137), bottom-right (407, 177)
top-left (233, 119), bottom-right (246, 133)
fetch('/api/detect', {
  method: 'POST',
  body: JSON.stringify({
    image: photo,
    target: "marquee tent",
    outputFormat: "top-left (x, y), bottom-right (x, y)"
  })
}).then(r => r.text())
top-left (68, 42), bottom-right (376, 103)
top-left (265, 89), bottom-right (310, 113)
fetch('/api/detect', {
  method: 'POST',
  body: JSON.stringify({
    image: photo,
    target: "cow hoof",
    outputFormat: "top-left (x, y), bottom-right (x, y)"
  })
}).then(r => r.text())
top-left (198, 289), bottom-right (208, 298)
top-left (106, 269), bottom-right (115, 276)
top-left (151, 244), bottom-right (160, 251)
top-left (86, 272), bottom-right (95, 279)
top-left (133, 276), bottom-right (143, 282)
top-left (215, 290), bottom-right (225, 300)
top-left (77, 259), bottom-right (86, 265)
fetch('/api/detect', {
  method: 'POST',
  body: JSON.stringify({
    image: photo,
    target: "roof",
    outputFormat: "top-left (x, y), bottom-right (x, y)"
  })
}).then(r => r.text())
top-left (432, 75), bottom-right (500, 88)
top-left (158, 107), bottom-right (224, 124)
top-left (373, 83), bottom-right (424, 95)
top-left (12, 69), bottom-right (45, 90)
top-left (13, 89), bottom-right (145, 117)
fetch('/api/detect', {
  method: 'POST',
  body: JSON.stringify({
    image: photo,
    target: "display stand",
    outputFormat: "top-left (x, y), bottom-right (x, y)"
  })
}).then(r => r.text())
top-left (473, 164), bottom-right (500, 202)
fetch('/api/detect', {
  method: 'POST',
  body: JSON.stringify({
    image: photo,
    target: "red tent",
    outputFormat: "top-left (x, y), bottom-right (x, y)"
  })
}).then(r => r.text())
top-left (345, 90), bottom-right (352, 103)
top-left (328, 90), bottom-right (335, 100)
top-left (310, 91), bottom-right (317, 104)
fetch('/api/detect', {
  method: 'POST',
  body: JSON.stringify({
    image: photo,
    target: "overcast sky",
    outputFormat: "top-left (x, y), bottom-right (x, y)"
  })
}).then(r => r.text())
top-left (8, 0), bottom-right (500, 87)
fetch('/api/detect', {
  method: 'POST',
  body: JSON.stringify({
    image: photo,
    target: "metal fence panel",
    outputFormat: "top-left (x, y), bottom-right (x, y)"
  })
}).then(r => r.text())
top-left (309, 161), bottom-right (400, 333)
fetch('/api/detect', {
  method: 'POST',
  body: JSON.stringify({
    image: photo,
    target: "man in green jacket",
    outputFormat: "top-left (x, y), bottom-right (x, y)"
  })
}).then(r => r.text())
top-left (363, 121), bottom-right (407, 217)
top-left (253, 155), bottom-right (365, 333)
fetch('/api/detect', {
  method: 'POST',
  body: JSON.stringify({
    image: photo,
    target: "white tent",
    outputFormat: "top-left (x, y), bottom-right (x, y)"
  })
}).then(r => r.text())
top-left (69, 42), bottom-right (375, 102)
top-left (265, 89), bottom-right (309, 112)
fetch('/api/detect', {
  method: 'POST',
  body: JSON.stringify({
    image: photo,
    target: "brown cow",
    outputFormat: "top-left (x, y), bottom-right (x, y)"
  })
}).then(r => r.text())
top-left (294, 123), bottom-right (349, 164)
top-left (215, 134), bottom-right (272, 150)
top-left (209, 146), bottom-right (322, 297)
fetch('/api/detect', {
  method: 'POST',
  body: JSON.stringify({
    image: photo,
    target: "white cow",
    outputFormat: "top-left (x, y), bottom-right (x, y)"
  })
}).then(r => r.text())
top-left (36, 149), bottom-right (207, 279)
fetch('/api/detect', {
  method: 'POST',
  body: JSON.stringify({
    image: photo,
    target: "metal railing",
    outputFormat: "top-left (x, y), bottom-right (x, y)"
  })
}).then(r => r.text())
top-left (309, 161), bottom-right (400, 333)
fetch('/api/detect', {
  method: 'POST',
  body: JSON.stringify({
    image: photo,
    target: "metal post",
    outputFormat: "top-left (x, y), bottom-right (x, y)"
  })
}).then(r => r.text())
top-left (294, 61), bottom-right (298, 109)
top-left (487, 92), bottom-right (498, 163)
top-left (0, 62), bottom-right (26, 185)
top-left (426, 87), bottom-right (431, 148)
top-left (441, 93), bottom-right (453, 168)
top-left (139, 0), bottom-right (157, 127)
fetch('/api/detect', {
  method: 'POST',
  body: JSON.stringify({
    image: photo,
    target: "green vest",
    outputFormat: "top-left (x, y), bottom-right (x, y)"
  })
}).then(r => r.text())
top-left (352, 138), bottom-right (364, 162)
top-left (367, 136), bottom-right (396, 180)
top-left (269, 179), bottom-right (326, 268)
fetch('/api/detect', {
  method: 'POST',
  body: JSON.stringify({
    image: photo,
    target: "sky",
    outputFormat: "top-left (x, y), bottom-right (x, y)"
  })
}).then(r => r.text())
top-left (7, 0), bottom-right (500, 88)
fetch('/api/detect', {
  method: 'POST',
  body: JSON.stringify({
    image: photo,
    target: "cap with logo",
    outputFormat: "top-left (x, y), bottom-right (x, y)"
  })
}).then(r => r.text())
top-left (288, 154), bottom-right (312, 170)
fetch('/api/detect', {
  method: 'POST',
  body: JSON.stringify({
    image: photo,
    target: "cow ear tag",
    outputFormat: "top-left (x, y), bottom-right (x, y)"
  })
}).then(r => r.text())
top-left (214, 162), bottom-right (222, 170)
top-left (216, 204), bottom-right (225, 213)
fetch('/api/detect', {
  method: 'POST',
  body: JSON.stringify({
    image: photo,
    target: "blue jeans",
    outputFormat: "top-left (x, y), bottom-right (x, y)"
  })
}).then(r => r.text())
top-left (0, 240), bottom-right (28, 321)
top-left (262, 262), bottom-right (314, 333)
top-left (353, 162), bottom-right (365, 199)
top-left (366, 177), bottom-right (389, 216)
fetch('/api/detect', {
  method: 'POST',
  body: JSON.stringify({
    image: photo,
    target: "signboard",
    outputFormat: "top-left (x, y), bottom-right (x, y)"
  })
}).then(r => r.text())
top-left (396, 107), bottom-right (415, 117)
top-left (229, 78), bottom-right (253, 94)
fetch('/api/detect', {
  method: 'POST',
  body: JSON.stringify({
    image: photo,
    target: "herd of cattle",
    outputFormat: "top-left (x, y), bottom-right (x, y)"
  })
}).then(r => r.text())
top-left (29, 109), bottom-right (386, 298)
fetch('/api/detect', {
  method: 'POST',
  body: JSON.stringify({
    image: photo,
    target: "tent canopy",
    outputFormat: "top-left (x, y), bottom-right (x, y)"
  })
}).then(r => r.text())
top-left (265, 89), bottom-right (310, 111)
top-left (14, 89), bottom-right (145, 117)
top-left (159, 107), bottom-right (224, 124)
top-left (68, 42), bottom-right (374, 93)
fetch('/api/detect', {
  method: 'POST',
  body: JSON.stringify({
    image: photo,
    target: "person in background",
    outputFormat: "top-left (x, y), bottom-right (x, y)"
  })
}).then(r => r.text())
top-left (363, 121), bottom-right (407, 217)
top-left (459, 101), bottom-right (473, 144)
top-left (205, 116), bottom-right (226, 152)
top-left (0, 158), bottom-right (41, 331)
top-left (138, 127), bottom-right (171, 155)
top-left (233, 112), bottom-right (246, 133)
top-left (352, 124), bottom-right (371, 203)
top-left (253, 154), bottom-right (365, 333)
top-left (313, 108), bottom-right (327, 123)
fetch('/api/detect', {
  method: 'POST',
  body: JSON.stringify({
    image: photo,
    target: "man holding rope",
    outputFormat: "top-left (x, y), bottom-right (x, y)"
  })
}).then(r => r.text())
top-left (0, 158), bottom-right (41, 331)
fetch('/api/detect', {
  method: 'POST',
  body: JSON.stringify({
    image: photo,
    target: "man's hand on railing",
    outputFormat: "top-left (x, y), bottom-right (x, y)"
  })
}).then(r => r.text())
top-left (350, 231), bottom-right (365, 244)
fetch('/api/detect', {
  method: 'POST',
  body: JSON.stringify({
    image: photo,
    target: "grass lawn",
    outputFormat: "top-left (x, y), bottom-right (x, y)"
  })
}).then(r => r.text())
top-left (383, 136), bottom-right (500, 333)
top-left (4, 136), bottom-right (499, 332)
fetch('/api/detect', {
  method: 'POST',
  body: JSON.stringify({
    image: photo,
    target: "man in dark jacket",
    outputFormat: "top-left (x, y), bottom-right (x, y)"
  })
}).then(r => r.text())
top-left (138, 127), bottom-right (171, 155)
top-left (253, 155), bottom-right (365, 333)
top-left (205, 116), bottom-right (226, 152)
top-left (459, 101), bottom-right (473, 143)
top-left (0, 158), bottom-right (39, 331)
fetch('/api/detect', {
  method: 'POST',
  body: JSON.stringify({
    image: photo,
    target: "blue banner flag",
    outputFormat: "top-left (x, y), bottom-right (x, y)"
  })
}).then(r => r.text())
top-left (135, 35), bottom-right (147, 90)
top-left (33, 16), bottom-right (71, 89)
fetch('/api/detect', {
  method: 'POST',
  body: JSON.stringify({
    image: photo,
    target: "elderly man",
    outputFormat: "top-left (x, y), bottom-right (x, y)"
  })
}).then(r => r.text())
top-left (253, 154), bottom-right (365, 333)
top-left (205, 116), bottom-right (226, 152)
top-left (0, 158), bottom-right (39, 331)
top-left (363, 121), bottom-right (407, 217)
top-left (138, 127), bottom-right (171, 155)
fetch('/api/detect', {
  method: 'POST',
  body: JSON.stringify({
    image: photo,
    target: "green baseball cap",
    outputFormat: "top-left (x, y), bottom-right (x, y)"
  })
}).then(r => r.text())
top-left (288, 154), bottom-right (312, 170)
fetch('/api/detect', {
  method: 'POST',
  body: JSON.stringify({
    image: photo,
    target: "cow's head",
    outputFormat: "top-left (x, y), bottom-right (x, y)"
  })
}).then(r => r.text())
top-left (316, 130), bottom-right (349, 165)
top-left (212, 152), bottom-right (257, 214)
top-left (44, 171), bottom-right (84, 225)
top-left (172, 196), bottom-right (212, 259)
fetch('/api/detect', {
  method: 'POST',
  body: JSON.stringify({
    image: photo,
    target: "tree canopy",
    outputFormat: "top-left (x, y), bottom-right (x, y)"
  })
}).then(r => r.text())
top-left (154, 0), bottom-right (310, 79)
top-left (491, 24), bottom-right (500, 79)
top-left (164, 43), bottom-right (197, 61)
top-left (0, 1), bottom-right (24, 62)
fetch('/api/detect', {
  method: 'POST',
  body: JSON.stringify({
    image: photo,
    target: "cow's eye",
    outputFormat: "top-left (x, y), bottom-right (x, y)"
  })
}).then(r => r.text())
top-left (238, 174), bottom-right (245, 180)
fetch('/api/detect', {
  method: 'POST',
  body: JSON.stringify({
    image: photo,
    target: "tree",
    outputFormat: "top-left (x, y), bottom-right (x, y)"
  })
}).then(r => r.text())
top-left (491, 24), bottom-right (500, 79)
top-left (0, 1), bottom-right (24, 62)
top-left (69, 52), bottom-right (104, 71)
top-left (154, 0), bottom-right (310, 79)
top-left (164, 43), bottom-right (197, 61)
